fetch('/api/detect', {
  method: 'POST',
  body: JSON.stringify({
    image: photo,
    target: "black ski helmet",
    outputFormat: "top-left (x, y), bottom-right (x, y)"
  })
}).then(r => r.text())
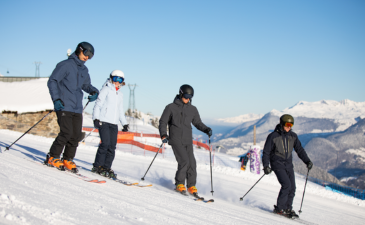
top-left (75, 42), bottom-right (94, 59)
top-left (280, 114), bottom-right (294, 126)
top-left (179, 84), bottom-right (194, 99)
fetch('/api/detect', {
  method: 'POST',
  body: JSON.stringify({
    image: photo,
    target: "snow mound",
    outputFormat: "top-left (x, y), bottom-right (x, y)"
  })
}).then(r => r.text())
top-left (0, 78), bottom-right (53, 113)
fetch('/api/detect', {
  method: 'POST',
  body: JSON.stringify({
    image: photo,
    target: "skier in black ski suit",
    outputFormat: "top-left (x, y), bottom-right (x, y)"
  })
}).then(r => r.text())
top-left (159, 84), bottom-right (212, 195)
top-left (262, 114), bottom-right (313, 218)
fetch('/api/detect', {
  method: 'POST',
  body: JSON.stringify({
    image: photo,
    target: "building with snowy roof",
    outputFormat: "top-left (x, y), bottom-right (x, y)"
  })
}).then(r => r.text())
top-left (0, 78), bottom-right (59, 137)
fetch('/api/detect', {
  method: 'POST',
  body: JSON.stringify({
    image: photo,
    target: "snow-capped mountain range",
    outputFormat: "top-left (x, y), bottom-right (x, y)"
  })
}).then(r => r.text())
top-left (214, 99), bottom-right (365, 131)
top-left (211, 99), bottom-right (365, 189)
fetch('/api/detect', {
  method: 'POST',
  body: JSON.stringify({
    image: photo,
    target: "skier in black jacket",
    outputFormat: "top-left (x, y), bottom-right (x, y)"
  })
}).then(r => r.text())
top-left (262, 114), bottom-right (313, 218)
top-left (159, 84), bottom-right (212, 195)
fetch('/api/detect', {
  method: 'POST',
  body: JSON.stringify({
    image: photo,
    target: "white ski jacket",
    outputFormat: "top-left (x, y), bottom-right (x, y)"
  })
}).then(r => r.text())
top-left (92, 79), bottom-right (128, 126)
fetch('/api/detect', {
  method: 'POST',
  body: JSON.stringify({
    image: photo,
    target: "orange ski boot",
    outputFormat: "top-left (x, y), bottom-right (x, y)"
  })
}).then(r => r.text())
top-left (47, 157), bottom-right (65, 171)
top-left (188, 186), bottom-right (198, 195)
top-left (63, 159), bottom-right (78, 173)
top-left (176, 184), bottom-right (187, 195)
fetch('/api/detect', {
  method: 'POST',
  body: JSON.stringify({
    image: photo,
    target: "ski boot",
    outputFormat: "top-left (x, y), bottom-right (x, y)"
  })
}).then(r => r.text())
top-left (91, 166), bottom-right (101, 173)
top-left (176, 184), bottom-right (187, 195)
top-left (273, 205), bottom-right (291, 218)
top-left (63, 159), bottom-right (78, 173)
top-left (285, 209), bottom-right (299, 218)
top-left (187, 186), bottom-right (198, 195)
top-left (45, 154), bottom-right (65, 171)
top-left (98, 167), bottom-right (109, 177)
top-left (187, 186), bottom-right (204, 201)
top-left (107, 169), bottom-right (117, 179)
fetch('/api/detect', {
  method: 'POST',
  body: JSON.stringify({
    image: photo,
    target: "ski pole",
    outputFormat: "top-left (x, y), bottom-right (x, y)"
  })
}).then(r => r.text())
top-left (1, 110), bottom-right (54, 152)
top-left (141, 143), bottom-right (163, 181)
top-left (209, 136), bottom-right (214, 196)
top-left (298, 169), bottom-right (310, 214)
top-left (81, 128), bottom-right (95, 143)
top-left (83, 100), bottom-right (90, 111)
top-left (239, 174), bottom-right (265, 201)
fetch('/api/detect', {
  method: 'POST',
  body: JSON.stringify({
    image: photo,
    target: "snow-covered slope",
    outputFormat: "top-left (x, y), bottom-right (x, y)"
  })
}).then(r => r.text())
top-left (1, 129), bottom-right (365, 225)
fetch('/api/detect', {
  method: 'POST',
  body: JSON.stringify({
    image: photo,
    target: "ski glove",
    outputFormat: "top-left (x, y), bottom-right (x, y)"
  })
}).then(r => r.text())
top-left (264, 166), bottom-right (272, 175)
top-left (204, 128), bottom-right (212, 137)
top-left (54, 99), bottom-right (64, 111)
top-left (161, 135), bottom-right (169, 144)
top-left (88, 92), bottom-right (99, 102)
top-left (93, 119), bottom-right (101, 129)
top-left (122, 124), bottom-right (129, 132)
top-left (307, 161), bottom-right (313, 170)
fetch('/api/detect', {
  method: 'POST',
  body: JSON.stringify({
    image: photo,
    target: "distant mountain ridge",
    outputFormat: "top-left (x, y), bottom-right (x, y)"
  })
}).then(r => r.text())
top-left (214, 99), bottom-right (365, 142)
top-left (213, 99), bottom-right (365, 189)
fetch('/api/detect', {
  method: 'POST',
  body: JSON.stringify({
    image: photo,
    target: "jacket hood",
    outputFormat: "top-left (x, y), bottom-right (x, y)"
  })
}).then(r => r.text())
top-left (102, 78), bottom-right (122, 92)
top-left (275, 123), bottom-right (293, 135)
top-left (69, 52), bottom-right (86, 67)
top-left (173, 95), bottom-right (191, 106)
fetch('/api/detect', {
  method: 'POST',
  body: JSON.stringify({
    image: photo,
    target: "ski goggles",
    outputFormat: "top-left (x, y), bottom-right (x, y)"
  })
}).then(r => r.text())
top-left (79, 46), bottom-right (94, 59)
top-left (284, 122), bottom-right (293, 127)
top-left (112, 76), bottom-right (124, 83)
top-left (183, 94), bottom-right (193, 99)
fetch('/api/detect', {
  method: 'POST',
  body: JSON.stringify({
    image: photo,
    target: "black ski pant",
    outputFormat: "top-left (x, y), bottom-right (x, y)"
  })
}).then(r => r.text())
top-left (49, 111), bottom-right (82, 160)
top-left (171, 143), bottom-right (197, 188)
top-left (93, 122), bottom-right (118, 169)
top-left (274, 167), bottom-right (296, 211)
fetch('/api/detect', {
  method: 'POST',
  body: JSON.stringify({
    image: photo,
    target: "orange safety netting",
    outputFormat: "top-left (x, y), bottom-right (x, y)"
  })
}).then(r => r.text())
top-left (82, 127), bottom-right (161, 153)
top-left (82, 127), bottom-right (209, 151)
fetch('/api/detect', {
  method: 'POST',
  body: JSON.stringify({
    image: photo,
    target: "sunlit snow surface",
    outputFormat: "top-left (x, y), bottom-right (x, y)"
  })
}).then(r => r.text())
top-left (1, 129), bottom-right (364, 225)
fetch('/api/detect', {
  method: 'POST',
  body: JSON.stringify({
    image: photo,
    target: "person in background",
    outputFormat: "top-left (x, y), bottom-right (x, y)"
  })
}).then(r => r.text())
top-left (45, 42), bottom-right (99, 173)
top-left (91, 70), bottom-right (129, 178)
top-left (159, 84), bottom-right (212, 196)
top-left (262, 114), bottom-right (313, 218)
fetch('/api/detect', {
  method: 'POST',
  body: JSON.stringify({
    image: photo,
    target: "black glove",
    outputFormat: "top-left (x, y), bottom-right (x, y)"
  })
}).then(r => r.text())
top-left (307, 161), bottom-right (313, 170)
top-left (122, 124), bottom-right (129, 132)
top-left (93, 119), bottom-right (101, 129)
top-left (264, 166), bottom-right (272, 175)
top-left (161, 135), bottom-right (169, 144)
top-left (204, 127), bottom-right (212, 137)
top-left (88, 91), bottom-right (99, 102)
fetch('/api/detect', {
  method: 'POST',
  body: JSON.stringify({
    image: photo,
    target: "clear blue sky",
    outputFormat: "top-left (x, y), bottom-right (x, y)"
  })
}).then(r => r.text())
top-left (1, 0), bottom-right (364, 120)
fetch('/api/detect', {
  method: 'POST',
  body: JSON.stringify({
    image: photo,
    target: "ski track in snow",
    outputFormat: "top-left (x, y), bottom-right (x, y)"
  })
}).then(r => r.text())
top-left (0, 129), bottom-right (365, 225)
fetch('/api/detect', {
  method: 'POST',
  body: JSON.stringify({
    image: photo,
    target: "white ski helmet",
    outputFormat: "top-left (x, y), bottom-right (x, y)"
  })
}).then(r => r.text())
top-left (110, 70), bottom-right (124, 79)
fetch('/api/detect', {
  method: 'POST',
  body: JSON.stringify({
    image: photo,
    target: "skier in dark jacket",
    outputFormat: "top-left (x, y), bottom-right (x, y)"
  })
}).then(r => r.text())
top-left (45, 42), bottom-right (99, 172)
top-left (262, 114), bottom-right (313, 218)
top-left (159, 84), bottom-right (212, 195)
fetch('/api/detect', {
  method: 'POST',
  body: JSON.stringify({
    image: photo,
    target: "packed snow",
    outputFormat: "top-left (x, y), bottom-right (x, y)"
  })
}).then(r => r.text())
top-left (1, 129), bottom-right (364, 225)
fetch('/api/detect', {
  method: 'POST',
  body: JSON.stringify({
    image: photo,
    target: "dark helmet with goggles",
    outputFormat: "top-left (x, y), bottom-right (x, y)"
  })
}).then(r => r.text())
top-left (179, 84), bottom-right (194, 100)
top-left (76, 42), bottom-right (94, 59)
top-left (280, 114), bottom-right (294, 128)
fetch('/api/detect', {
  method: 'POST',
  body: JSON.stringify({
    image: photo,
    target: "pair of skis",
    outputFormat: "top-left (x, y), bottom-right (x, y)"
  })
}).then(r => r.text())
top-left (176, 190), bottom-right (214, 203)
top-left (272, 213), bottom-right (314, 225)
top-left (78, 166), bottom-right (153, 187)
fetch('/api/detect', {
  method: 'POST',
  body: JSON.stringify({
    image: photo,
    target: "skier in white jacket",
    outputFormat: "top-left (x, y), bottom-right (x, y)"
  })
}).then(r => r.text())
top-left (91, 70), bottom-right (129, 178)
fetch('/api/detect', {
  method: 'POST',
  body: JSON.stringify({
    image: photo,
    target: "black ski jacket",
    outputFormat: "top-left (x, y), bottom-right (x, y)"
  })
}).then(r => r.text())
top-left (159, 95), bottom-right (208, 146)
top-left (262, 124), bottom-right (311, 170)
